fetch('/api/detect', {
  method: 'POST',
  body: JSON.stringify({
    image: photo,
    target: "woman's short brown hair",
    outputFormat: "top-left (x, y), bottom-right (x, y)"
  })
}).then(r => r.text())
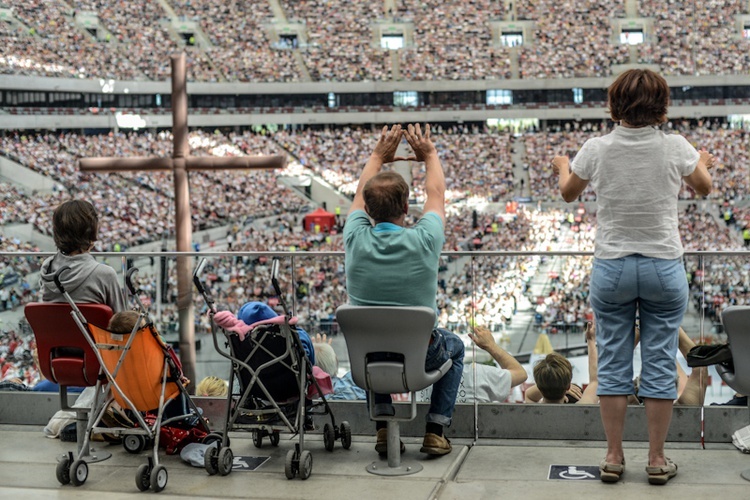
top-left (362, 171), bottom-right (409, 223)
top-left (533, 352), bottom-right (573, 401)
top-left (53, 199), bottom-right (99, 255)
top-left (607, 69), bottom-right (670, 127)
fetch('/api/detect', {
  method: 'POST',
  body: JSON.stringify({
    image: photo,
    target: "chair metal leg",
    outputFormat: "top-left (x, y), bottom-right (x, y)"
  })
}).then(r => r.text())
top-left (366, 421), bottom-right (422, 476)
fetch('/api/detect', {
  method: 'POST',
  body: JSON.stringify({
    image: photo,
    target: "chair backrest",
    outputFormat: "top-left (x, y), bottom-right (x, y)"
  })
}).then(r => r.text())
top-left (335, 305), bottom-right (445, 394)
top-left (718, 306), bottom-right (750, 395)
top-left (24, 302), bottom-right (113, 387)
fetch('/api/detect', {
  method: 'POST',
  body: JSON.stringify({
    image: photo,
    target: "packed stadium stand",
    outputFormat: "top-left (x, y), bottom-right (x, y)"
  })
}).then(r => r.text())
top-left (2, 1), bottom-right (750, 497)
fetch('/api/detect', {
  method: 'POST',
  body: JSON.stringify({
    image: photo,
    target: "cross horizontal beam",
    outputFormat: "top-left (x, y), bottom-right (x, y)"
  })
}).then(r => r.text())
top-left (80, 154), bottom-right (286, 173)
top-left (80, 157), bottom-right (173, 172)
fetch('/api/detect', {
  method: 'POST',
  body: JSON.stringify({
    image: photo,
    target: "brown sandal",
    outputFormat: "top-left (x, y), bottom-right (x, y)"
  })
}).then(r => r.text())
top-left (599, 459), bottom-right (625, 483)
top-left (646, 458), bottom-right (677, 485)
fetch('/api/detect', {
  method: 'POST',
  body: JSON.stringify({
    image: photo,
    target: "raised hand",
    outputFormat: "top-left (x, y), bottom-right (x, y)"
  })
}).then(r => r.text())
top-left (468, 325), bottom-right (496, 351)
top-left (371, 124), bottom-right (403, 164)
top-left (399, 123), bottom-right (436, 162)
top-left (313, 332), bottom-right (332, 344)
top-left (551, 155), bottom-right (570, 175)
top-left (699, 149), bottom-right (716, 169)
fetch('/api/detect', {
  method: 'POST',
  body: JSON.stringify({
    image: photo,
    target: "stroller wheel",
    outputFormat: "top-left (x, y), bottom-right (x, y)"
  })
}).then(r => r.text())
top-left (270, 431), bottom-right (280, 447)
top-left (252, 430), bottom-right (263, 449)
top-left (218, 447), bottom-right (234, 476)
top-left (135, 463), bottom-right (151, 491)
top-left (56, 455), bottom-right (71, 485)
top-left (323, 423), bottom-right (335, 452)
top-left (150, 465), bottom-right (168, 492)
top-left (340, 421), bottom-right (352, 450)
top-left (204, 446), bottom-right (219, 476)
top-left (284, 449), bottom-right (297, 479)
top-left (298, 450), bottom-right (313, 480)
top-left (123, 434), bottom-right (147, 454)
top-left (70, 459), bottom-right (88, 486)
top-left (202, 431), bottom-right (228, 447)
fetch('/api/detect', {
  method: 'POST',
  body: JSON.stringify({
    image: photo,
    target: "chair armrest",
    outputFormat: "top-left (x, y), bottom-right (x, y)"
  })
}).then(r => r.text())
top-left (716, 363), bottom-right (737, 392)
top-left (423, 359), bottom-right (452, 387)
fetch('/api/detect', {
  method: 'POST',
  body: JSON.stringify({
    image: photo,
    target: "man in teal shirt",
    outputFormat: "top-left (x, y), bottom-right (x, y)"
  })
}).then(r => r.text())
top-left (344, 123), bottom-right (464, 456)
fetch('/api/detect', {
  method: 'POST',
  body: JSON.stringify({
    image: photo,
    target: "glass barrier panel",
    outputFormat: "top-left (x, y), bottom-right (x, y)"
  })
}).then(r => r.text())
top-left (7, 250), bottom-right (747, 445)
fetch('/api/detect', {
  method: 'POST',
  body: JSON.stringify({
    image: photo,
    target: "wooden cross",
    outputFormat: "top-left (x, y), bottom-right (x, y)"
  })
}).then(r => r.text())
top-left (79, 53), bottom-right (286, 389)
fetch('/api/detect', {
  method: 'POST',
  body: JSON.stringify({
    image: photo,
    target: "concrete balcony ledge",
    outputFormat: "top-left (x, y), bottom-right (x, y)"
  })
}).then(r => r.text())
top-left (2, 392), bottom-right (746, 443)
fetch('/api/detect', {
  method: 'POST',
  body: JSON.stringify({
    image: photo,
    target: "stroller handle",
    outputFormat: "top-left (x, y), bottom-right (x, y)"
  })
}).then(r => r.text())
top-left (192, 258), bottom-right (216, 314)
top-left (270, 257), bottom-right (292, 317)
top-left (125, 267), bottom-right (140, 295)
top-left (271, 258), bottom-right (281, 296)
top-left (193, 258), bottom-right (207, 294)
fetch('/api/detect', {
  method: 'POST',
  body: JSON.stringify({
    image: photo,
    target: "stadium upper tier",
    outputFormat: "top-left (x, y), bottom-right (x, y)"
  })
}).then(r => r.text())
top-left (1, 1), bottom-right (749, 83)
top-left (0, 122), bottom-right (747, 250)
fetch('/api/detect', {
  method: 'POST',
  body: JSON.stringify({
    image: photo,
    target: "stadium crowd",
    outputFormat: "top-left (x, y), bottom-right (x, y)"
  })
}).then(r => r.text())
top-left (0, 118), bottom-right (748, 394)
top-left (2, 1), bottom-right (749, 82)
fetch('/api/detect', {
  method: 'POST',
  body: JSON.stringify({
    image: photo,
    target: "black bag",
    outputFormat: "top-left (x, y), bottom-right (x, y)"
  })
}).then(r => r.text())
top-left (686, 343), bottom-right (733, 368)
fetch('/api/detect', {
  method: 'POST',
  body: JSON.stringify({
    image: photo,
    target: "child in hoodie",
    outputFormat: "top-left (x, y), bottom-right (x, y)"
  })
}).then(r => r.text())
top-left (39, 200), bottom-right (126, 313)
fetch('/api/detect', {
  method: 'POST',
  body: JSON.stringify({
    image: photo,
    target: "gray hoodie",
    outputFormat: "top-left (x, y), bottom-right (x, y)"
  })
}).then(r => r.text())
top-left (39, 253), bottom-right (127, 313)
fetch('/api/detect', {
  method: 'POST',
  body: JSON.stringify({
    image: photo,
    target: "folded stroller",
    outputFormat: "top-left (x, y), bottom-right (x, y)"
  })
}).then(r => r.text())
top-left (193, 257), bottom-right (351, 480)
top-left (123, 268), bottom-right (211, 456)
top-left (38, 265), bottom-right (209, 492)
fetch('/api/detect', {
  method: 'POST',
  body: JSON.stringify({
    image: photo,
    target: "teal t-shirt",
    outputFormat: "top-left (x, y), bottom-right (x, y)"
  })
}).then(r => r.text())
top-left (343, 210), bottom-right (444, 318)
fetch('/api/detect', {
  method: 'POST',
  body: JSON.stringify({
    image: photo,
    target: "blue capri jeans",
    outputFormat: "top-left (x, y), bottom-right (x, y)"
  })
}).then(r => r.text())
top-left (589, 255), bottom-right (688, 400)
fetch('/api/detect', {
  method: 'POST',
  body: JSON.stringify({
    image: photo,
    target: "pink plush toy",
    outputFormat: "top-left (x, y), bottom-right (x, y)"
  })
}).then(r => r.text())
top-left (213, 308), bottom-right (299, 342)
top-left (212, 311), bottom-right (252, 340)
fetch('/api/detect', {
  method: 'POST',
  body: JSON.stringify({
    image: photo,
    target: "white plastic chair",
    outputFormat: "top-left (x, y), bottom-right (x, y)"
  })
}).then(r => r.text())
top-left (718, 306), bottom-right (750, 481)
top-left (335, 305), bottom-right (451, 476)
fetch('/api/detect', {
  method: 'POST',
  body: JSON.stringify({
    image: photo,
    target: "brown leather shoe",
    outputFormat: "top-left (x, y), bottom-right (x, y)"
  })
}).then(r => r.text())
top-left (420, 432), bottom-right (452, 455)
top-left (375, 428), bottom-right (405, 456)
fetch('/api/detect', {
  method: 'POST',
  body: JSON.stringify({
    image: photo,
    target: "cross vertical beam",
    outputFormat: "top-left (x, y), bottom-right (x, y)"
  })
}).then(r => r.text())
top-left (171, 54), bottom-right (196, 389)
top-left (79, 53), bottom-right (286, 390)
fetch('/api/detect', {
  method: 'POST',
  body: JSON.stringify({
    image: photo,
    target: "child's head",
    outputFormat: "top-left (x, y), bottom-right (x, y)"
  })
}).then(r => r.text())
top-left (108, 311), bottom-right (142, 334)
top-left (237, 301), bottom-right (278, 326)
top-left (607, 69), bottom-right (669, 127)
top-left (313, 342), bottom-right (339, 378)
top-left (195, 376), bottom-right (228, 397)
top-left (533, 352), bottom-right (573, 401)
top-left (53, 200), bottom-right (99, 255)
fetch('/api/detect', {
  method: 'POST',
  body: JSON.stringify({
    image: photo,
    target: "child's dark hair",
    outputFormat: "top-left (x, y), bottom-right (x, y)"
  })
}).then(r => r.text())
top-left (533, 352), bottom-right (573, 401)
top-left (108, 311), bottom-right (142, 334)
top-left (53, 200), bottom-right (99, 255)
top-left (607, 69), bottom-right (670, 127)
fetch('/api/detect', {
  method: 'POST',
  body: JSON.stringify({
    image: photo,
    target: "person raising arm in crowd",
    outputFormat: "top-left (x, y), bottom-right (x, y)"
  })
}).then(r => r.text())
top-left (344, 124), bottom-right (464, 457)
top-left (551, 69), bottom-right (713, 485)
top-left (525, 322), bottom-right (598, 404)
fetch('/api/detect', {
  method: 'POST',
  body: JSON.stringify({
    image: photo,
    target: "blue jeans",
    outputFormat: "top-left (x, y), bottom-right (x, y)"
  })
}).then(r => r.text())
top-left (372, 328), bottom-right (464, 427)
top-left (590, 255), bottom-right (688, 400)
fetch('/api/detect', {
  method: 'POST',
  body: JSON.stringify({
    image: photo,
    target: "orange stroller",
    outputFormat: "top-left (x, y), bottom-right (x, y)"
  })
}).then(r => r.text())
top-left (31, 265), bottom-right (207, 492)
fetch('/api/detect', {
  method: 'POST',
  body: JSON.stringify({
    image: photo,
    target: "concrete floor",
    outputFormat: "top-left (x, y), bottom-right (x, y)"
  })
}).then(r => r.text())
top-left (1, 425), bottom-right (749, 500)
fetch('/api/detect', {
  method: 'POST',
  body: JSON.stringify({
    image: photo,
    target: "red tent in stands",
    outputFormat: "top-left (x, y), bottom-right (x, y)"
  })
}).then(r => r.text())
top-left (303, 208), bottom-right (336, 232)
